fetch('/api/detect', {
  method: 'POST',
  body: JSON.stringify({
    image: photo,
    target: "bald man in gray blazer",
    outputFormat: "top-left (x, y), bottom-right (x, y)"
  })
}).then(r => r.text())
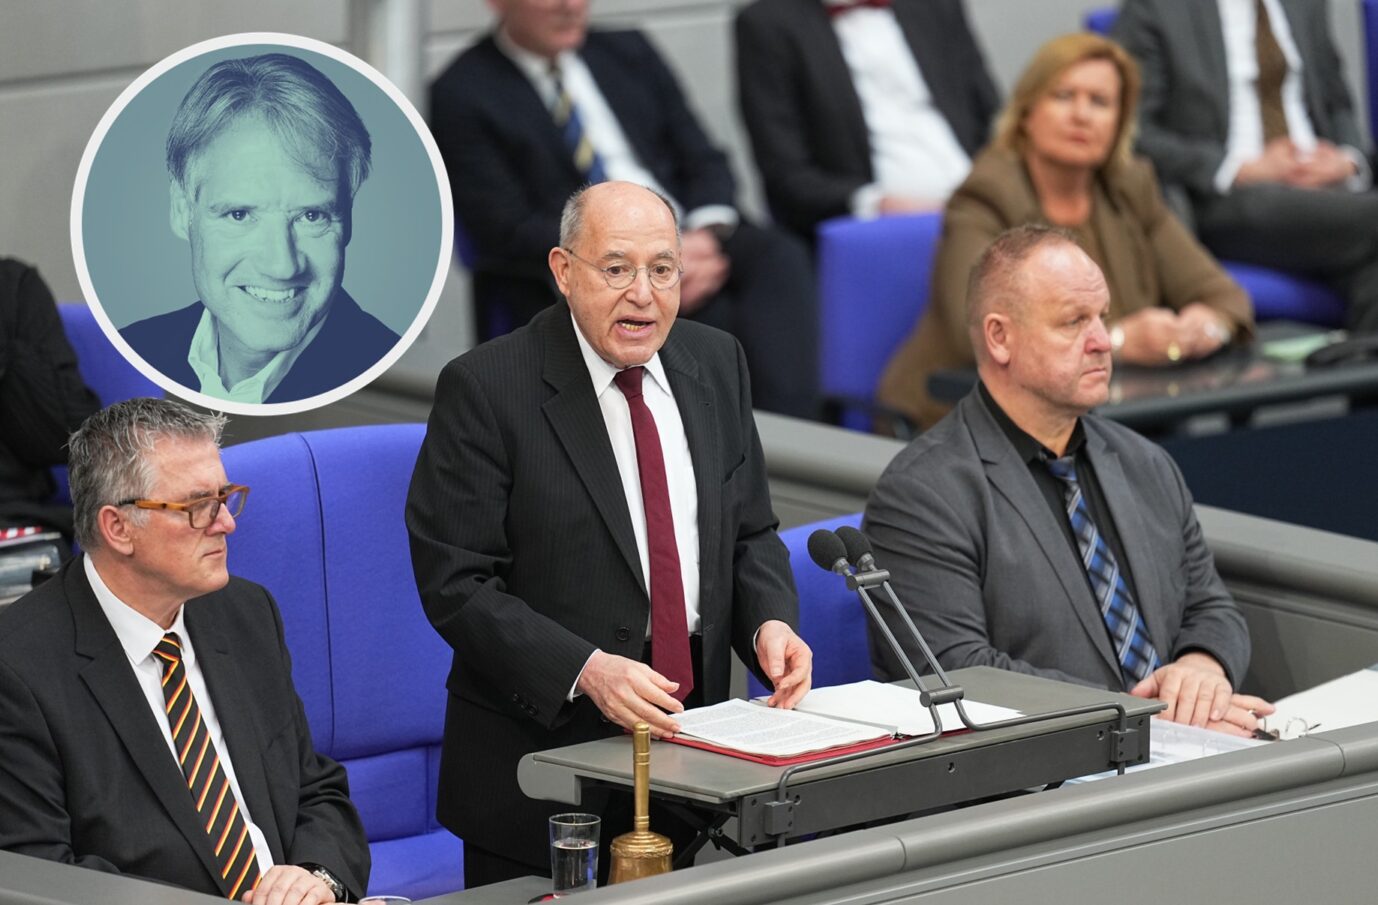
top-left (864, 226), bottom-right (1267, 735)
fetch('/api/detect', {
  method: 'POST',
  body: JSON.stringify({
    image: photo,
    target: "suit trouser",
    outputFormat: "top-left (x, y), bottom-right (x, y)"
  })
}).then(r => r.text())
top-left (1192, 184), bottom-right (1378, 333)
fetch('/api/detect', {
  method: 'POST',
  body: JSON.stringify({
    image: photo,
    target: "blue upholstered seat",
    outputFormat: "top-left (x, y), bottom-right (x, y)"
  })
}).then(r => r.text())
top-left (816, 213), bottom-right (942, 431)
top-left (221, 425), bottom-right (462, 900)
top-left (747, 513), bottom-right (871, 698)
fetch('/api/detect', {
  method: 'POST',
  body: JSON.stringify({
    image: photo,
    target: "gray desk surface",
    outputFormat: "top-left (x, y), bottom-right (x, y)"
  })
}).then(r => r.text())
top-left (519, 667), bottom-right (1160, 843)
top-left (928, 323), bottom-right (1378, 433)
top-left (417, 876), bottom-right (551, 905)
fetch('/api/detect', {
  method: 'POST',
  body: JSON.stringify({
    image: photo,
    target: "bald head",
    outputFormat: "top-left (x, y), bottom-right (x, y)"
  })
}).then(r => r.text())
top-left (967, 225), bottom-right (1089, 363)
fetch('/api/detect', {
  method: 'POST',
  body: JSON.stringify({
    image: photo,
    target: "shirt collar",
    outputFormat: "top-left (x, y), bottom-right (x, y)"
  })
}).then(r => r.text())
top-left (977, 382), bottom-right (1086, 465)
top-left (83, 554), bottom-right (194, 670)
top-left (494, 26), bottom-right (578, 88)
top-left (569, 311), bottom-right (671, 400)
top-left (186, 303), bottom-right (329, 404)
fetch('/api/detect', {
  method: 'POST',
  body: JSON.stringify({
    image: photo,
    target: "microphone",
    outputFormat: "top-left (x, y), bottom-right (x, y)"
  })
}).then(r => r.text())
top-left (835, 525), bottom-right (877, 571)
top-left (806, 529), bottom-right (852, 577)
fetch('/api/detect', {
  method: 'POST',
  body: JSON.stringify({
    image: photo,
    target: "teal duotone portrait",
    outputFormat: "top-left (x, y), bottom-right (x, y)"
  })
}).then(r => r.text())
top-left (78, 39), bottom-right (447, 411)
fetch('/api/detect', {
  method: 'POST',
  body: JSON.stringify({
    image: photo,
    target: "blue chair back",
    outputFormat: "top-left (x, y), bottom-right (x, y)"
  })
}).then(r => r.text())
top-left (58, 302), bottom-right (161, 407)
top-left (816, 213), bottom-right (942, 430)
top-left (221, 425), bottom-right (463, 899)
top-left (52, 303), bottom-right (163, 506)
top-left (1083, 6), bottom-right (1117, 34)
top-left (1222, 261), bottom-right (1346, 327)
top-left (747, 513), bottom-right (872, 698)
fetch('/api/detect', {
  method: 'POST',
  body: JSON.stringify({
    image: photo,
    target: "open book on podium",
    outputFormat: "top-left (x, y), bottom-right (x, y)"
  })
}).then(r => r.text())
top-left (665, 680), bottom-right (1021, 766)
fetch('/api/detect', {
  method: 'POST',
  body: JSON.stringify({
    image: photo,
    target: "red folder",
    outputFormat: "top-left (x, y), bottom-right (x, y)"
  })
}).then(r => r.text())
top-left (660, 732), bottom-right (908, 766)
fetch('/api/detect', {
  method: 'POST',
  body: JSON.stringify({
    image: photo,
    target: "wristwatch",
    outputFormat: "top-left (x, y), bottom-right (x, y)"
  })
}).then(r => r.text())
top-left (1109, 324), bottom-right (1126, 355)
top-left (303, 863), bottom-right (348, 902)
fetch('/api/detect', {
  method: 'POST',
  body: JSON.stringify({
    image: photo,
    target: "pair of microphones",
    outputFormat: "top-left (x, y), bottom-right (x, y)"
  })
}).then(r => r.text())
top-left (802, 524), bottom-right (964, 710)
top-left (805, 525), bottom-right (884, 587)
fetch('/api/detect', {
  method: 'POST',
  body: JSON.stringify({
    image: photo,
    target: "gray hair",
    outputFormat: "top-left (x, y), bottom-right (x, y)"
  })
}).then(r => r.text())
top-left (966, 224), bottom-right (1081, 359)
top-left (557, 183), bottom-right (681, 249)
top-left (167, 52), bottom-right (372, 199)
top-left (68, 398), bottom-right (227, 550)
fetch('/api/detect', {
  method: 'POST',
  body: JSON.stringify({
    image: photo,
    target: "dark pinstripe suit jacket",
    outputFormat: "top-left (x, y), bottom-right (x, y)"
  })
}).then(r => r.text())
top-left (405, 303), bottom-right (798, 864)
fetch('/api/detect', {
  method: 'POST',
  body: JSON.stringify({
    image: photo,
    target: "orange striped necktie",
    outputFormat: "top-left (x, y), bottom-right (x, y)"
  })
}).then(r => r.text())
top-left (153, 632), bottom-right (262, 900)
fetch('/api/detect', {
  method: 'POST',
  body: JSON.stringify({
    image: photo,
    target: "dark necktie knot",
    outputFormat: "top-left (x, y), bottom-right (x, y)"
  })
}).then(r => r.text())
top-left (1045, 455), bottom-right (1078, 487)
top-left (153, 632), bottom-right (183, 670)
top-left (614, 366), bottom-right (646, 400)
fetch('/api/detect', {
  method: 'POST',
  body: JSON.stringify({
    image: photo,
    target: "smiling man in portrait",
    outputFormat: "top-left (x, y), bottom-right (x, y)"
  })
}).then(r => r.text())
top-left (121, 53), bottom-right (399, 406)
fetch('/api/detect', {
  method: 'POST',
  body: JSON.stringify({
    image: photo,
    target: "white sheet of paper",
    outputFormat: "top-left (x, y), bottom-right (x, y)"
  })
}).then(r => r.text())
top-left (675, 698), bottom-right (890, 757)
top-left (1066, 719), bottom-right (1265, 783)
top-left (1264, 665), bottom-right (1378, 739)
top-left (779, 680), bottom-right (1023, 737)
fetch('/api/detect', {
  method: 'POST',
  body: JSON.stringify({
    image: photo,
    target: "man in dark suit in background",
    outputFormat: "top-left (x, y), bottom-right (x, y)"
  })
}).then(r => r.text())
top-left (0, 257), bottom-right (99, 540)
top-left (407, 181), bottom-right (811, 887)
top-left (121, 53), bottom-right (399, 406)
top-left (864, 226), bottom-right (1271, 736)
top-left (0, 398), bottom-right (368, 903)
top-left (431, 0), bottom-right (820, 419)
top-left (735, 0), bottom-right (998, 239)
top-left (1114, 0), bottom-right (1378, 332)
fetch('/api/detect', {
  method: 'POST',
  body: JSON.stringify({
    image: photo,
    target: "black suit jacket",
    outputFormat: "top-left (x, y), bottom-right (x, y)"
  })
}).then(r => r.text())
top-left (430, 30), bottom-right (739, 316)
top-left (406, 304), bottom-right (798, 864)
top-left (0, 259), bottom-right (99, 533)
top-left (0, 559), bottom-right (369, 897)
top-left (120, 291), bottom-right (399, 404)
top-left (1114, 0), bottom-right (1368, 195)
top-left (735, 0), bottom-right (998, 236)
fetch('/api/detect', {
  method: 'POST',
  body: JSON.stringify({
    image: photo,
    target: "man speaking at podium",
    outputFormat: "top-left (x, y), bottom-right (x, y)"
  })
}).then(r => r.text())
top-left (864, 225), bottom-right (1271, 736)
top-left (407, 181), bottom-right (811, 886)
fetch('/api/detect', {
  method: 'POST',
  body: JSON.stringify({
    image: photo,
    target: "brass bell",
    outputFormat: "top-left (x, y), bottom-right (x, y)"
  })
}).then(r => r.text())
top-left (607, 722), bottom-right (673, 883)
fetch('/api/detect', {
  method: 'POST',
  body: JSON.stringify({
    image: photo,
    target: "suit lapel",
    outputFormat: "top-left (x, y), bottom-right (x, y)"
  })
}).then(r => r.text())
top-left (659, 335), bottom-right (721, 614)
top-left (800, 3), bottom-right (872, 169)
top-left (1189, 1), bottom-right (1231, 137)
top-left (69, 567), bottom-right (226, 892)
top-left (483, 36), bottom-right (583, 184)
top-left (963, 396), bottom-right (1119, 676)
top-left (894, 2), bottom-right (958, 143)
top-left (187, 600), bottom-right (284, 864)
top-left (539, 308), bottom-right (646, 590)
top-left (1083, 425), bottom-right (1170, 662)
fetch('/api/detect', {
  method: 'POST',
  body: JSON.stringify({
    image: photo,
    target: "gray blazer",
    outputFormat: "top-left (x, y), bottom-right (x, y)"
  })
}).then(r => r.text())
top-left (863, 390), bottom-right (1250, 691)
top-left (1113, 0), bottom-right (1366, 195)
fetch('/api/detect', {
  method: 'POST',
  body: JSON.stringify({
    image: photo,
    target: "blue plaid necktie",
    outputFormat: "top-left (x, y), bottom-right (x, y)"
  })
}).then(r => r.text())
top-left (1045, 455), bottom-right (1160, 687)
top-left (549, 63), bottom-right (607, 184)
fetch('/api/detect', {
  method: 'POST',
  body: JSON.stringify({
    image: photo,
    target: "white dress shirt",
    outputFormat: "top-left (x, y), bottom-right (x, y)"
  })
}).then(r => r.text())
top-left (84, 555), bottom-right (272, 875)
top-left (187, 305), bottom-right (325, 404)
top-left (1214, 0), bottom-right (1369, 192)
top-left (566, 315), bottom-right (702, 697)
top-left (827, 2), bottom-right (973, 216)
top-left (494, 29), bottom-right (738, 233)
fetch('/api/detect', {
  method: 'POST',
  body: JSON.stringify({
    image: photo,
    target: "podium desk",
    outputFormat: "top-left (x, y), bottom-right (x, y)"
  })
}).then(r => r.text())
top-left (518, 667), bottom-right (1161, 848)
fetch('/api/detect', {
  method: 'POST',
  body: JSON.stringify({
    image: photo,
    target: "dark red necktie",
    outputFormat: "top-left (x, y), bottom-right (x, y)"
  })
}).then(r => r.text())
top-left (613, 367), bottom-right (693, 701)
top-left (826, 0), bottom-right (892, 17)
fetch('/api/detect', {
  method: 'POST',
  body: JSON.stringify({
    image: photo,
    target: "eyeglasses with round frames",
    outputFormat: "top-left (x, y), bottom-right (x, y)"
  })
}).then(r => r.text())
top-left (562, 247), bottom-right (683, 291)
top-left (117, 484), bottom-right (250, 529)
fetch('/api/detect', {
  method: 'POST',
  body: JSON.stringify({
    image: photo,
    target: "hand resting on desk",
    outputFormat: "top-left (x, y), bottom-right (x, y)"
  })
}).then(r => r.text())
top-left (1130, 651), bottom-right (1275, 738)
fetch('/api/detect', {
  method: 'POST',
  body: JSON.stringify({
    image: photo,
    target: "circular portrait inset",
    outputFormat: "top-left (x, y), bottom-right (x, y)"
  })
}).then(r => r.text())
top-left (73, 32), bottom-right (452, 416)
